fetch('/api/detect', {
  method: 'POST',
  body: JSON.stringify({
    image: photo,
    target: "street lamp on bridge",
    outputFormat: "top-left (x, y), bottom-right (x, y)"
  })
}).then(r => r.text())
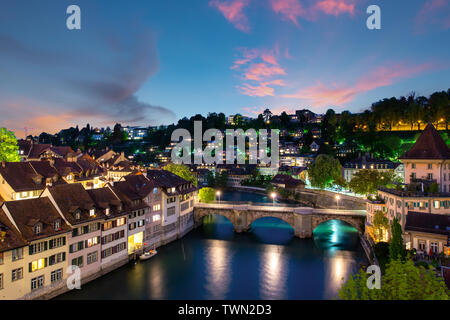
top-left (271, 192), bottom-right (277, 206)
top-left (216, 190), bottom-right (221, 204)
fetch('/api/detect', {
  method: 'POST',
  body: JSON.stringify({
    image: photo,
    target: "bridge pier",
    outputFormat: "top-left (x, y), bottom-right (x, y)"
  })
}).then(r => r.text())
top-left (233, 210), bottom-right (249, 233)
top-left (294, 211), bottom-right (313, 239)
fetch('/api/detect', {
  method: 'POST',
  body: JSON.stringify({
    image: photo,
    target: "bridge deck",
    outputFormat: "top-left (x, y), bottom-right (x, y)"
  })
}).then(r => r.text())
top-left (194, 202), bottom-right (366, 217)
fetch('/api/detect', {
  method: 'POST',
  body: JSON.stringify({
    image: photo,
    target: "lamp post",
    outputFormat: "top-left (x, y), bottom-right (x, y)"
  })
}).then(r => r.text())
top-left (216, 190), bottom-right (221, 204)
top-left (271, 192), bottom-right (277, 206)
top-left (335, 195), bottom-right (340, 210)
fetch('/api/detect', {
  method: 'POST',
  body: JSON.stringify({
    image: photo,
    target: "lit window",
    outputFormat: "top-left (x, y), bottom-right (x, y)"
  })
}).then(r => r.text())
top-left (105, 208), bottom-right (110, 216)
top-left (31, 258), bottom-right (46, 272)
top-left (34, 224), bottom-right (41, 235)
top-left (152, 214), bottom-right (161, 222)
top-left (89, 209), bottom-right (95, 217)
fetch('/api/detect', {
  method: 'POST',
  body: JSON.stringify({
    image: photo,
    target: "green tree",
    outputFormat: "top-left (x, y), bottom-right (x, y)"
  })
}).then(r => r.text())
top-left (389, 217), bottom-right (406, 261)
top-left (372, 210), bottom-right (389, 242)
top-left (349, 169), bottom-right (399, 196)
top-left (307, 154), bottom-right (342, 189)
top-left (198, 187), bottom-right (216, 203)
top-left (338, 259), bottom-right (449, 300)
top-left (163, 163), bottom-right (197, 187)
top-left (0, 128), bottom-right (20, 162)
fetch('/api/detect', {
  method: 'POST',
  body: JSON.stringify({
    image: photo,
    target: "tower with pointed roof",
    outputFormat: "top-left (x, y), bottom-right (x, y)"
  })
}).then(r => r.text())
top-left (399, 123), bottom-right (450, 192)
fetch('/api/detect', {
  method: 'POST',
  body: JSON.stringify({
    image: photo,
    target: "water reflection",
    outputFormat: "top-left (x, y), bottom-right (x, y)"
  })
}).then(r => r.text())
top-left (148, 260), bottom-right (165, 299)
top-left (322, 251), bottom-right (356, 299)
top-left (259, 245), bottom-right (287, 299)
top-left (250, 217), bottom-right (294, 244)
top-left (313, 220), bottom-right (359, 250)
top-left (204, 240), bottom-right (232, 299)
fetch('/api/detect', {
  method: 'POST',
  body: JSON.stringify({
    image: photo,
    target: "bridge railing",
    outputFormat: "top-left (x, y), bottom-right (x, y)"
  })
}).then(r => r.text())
top-left (202, 200), bottom-right (303, 208)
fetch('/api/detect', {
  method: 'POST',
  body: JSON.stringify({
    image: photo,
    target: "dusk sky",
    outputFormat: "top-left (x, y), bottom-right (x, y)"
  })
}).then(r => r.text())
top-left (0, 0), bottom-right (449, 138)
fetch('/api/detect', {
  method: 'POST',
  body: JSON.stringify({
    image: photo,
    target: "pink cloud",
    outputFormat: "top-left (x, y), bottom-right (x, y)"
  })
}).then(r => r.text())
top-left (270, 0), bottom-right (355, 25)
top-left (282, 62), bottom-right (435, 107)
top-left (245, 63), bottom-right (286, 81)
top-left (415, 0), bottom-right (450, 33)
top-left (270, 0), bottom-right (306, 25)
top-left (313, 0), bottom-right (355, 16)
top-left (232, 46), bottom-right (287, 97)
top-left (209, 0), bottom-right (251, 32)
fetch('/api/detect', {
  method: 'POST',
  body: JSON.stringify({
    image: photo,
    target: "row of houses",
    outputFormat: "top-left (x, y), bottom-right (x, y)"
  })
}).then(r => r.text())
top-left (0, 170), bottom-right (197, 300)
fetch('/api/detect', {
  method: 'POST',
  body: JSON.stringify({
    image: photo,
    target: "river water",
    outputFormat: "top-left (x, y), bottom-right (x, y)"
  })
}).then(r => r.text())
top-left (58, 191), bottom-right (367, 300)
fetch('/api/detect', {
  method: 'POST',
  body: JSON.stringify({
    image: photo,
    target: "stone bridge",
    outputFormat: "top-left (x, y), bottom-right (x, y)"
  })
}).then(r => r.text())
top-left (194, 202), bottom-right (366, 238)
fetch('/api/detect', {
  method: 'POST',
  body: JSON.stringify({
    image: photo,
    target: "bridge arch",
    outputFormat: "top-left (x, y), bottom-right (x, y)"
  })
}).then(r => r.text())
top-left (311, 215), bottom-right (363, 234)
top-left (245, 212), bottom-right (295, 231)
top-left (194, 207), bottom-right (238, 230)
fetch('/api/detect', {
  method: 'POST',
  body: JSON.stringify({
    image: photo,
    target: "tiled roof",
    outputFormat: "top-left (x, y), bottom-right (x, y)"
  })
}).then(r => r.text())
top-left (0, 208), bottom-right (27, 252)
top-left (113, 175), bottom-right (155, 200)
top-left (87, 186), bottom-right (125, 218)
top-left (405, 211), bottom-right (450, 236)
top-left (146, 170), bottom-right (197, 195)
top-left (0, 162), bottom-right (46, 192)
top-left (2, 197), bottom-right (71, 241)
top-left (271, 174), bottom-right (305, 187)
top-left (47, 183), bottom-right (102, 225)
top-left (400, 123), bottom-right (450, 160)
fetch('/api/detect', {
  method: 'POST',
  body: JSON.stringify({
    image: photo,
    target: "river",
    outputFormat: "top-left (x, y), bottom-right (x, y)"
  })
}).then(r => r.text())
top-left (57, 191), bottom-right (367, 300)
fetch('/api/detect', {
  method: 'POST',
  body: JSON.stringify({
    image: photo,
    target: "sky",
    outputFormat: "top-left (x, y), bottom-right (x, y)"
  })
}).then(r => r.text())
top-left (0, 0), bottom-right (449, 138)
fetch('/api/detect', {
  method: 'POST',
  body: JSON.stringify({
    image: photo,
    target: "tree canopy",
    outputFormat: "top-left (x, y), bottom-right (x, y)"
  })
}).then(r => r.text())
top-left (198, 187), bottom-right (216, 203)
top-left (307, 154), bottom-right (342, 189)
top-left (349, 169), bottom-right (400, 196)
top-left (389, 217), bottom-right (406, 261)
top-left (163, 163), bottom-right (197, 187)
top-left (0, 128), bottom-right (20, 162)
top-left (338, 259), bottom-right (449, 300)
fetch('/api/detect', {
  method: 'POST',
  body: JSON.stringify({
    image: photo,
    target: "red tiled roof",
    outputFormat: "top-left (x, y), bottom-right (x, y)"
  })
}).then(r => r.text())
top-left (400, 123), bottom-right (450, 160)
top-left (0, 162), bottom-right (45, 192)
top-left (2, 197), bottom-right (71, 242)
top-left (0, 208), bottom-right (27, 252)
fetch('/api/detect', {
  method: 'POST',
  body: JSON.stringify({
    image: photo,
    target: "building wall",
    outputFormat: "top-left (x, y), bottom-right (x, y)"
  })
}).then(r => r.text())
top-left (403, 159), bottom-right (450, 192)
top-left (22, 234), bottom-right (70, 300)
top-left (405, 231), bottom-right (448, 255)
top-left (68, 222), bottom-right (102, 279)
top-left (100, 217), bottom-right (128, 266)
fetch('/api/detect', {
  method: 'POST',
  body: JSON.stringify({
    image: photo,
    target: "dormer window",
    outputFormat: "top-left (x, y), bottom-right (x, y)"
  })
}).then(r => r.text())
top-left (34, 223), bottom-right (42, 235)
top-left (105, 208), bottom-right (110, 216)
top-left (89, 209), bottom-right (95, 217)
top-left (153, 188), bottom-right (158, 194)
top-left (171, 187), bottom-right (175, 193)
top-left (74, 211), bottom-right (81, 220)
top-left (54, 219), bottom-right (61, 231)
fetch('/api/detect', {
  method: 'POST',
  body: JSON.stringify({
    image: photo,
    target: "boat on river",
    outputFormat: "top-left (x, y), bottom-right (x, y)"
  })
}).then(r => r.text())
top-left (139, 249), bottom-right (157, 260)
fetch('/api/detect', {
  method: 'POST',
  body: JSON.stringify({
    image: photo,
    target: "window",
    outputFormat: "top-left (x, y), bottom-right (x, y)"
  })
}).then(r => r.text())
top-left (428, 173), bottom-right (433, 181)
top-left (89, 209), bottom-right (95, 217)
top-left (54, 219), bottom-right (61, 231)
top-left (12, 248), bottom-right (23, 261)
top-left (138, 220), bottom-right (145, 227)
top-left (33, 223), bottom-right (42, 235)
top-left (152, 214), bottom-right (161, 222)
top-left (412, 163), bottom-right (416, 169)
top-left (51, 269), bottom-right (63, 283)
top-left (87, 252), bottom-right (98, 265)
top-left (434, 201), bottom-right (440, 209)
top-left (49, 253), bottom-right (65, 266)
top-left (29, 241), bottom-right (47, 255)
top-left (167, 207), bottom-right (176, 217)
top-left (30, 258), bottom-right (47, 272)
top-left (71, 256), bottom-right (83, 268)
top-left (48, 237), bottom-right (65, 249)
top-left (418, 241), bottom-right (426, 251)
top-left (153, 187), bottom-right (158, 194)
top-left (74, 211), bottom-right (81, 220)
top-left (153, 204), bottom-right (161, 211)
top-left (31, 275), bottom-right (44, 291)
top-left (428, 163), bottom-right (432, 170)
top-left (86, 237), bottom-right (99, 248)
top-left (105, 208), bottom-right (110, 216)
top-left (12, 268), bottom-right (23, 281)
top-left (430, 242), bottom-right (439, 253)
top-left (117, 218), bottom-right (125, 227)
top-left (411, 173), bottom-right (416, 179)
